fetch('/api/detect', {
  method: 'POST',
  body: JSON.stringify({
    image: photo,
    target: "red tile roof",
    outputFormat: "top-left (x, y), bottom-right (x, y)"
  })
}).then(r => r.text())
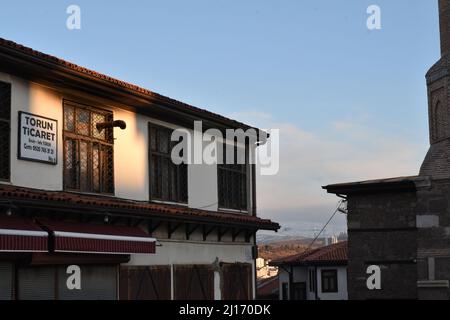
top-left (257, 276), bottom-right (279, 297)
top-left (0, 37), bottom-right (255, 131)
top-left (271, 241), bottom-right (348, 266)
top-left (0, 184), bottom-right (279, 230)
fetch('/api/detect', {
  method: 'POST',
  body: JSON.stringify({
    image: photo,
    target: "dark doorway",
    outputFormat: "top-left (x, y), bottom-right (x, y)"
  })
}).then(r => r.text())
top-left (292, 282), bottom-right (307, 300)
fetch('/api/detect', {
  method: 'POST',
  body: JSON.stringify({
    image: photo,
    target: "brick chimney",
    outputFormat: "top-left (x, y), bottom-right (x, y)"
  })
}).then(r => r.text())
top-left (440, 0), bottom-right (450, 56)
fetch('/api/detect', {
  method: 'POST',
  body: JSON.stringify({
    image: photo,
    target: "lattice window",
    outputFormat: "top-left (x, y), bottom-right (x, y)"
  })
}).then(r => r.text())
top-left (149, 124), bottom-right (188, 203)
top-left (218, 143), bottom-right (248, 211)
top-left (0, 82), bottom-right (11, 181)
top-left (63, 101), bottom-right (114, 194)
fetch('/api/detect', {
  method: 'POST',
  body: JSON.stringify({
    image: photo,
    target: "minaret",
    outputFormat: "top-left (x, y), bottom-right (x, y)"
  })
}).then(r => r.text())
top-left (439, 0), bottom-right (450, 56)
top-left (420, 0), bottom-right (450, 177)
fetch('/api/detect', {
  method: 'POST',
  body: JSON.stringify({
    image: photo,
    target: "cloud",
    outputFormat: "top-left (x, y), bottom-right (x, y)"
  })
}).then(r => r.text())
top-left (230, 111), bottom-right (428, 232)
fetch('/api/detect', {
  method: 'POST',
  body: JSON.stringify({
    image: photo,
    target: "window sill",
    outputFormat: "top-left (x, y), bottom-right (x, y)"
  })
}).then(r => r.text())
top-left (150, 199), bottom-right (189, 207)
top-left (64, 189), bottom-right (116, 198)
top-left (218, 208), bottom-right (249, 214)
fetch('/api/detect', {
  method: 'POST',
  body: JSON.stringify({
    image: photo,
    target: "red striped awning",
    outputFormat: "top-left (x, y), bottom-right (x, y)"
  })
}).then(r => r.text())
top-left (39, 219), bottom-right (156, 255)
top-left (0, 216), bottom-right (48, 252)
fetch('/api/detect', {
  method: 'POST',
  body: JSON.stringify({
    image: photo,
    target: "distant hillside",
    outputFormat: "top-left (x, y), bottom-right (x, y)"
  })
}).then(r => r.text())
top-left (256, 222), bottom-right (347, 245)
top-left (258, 238), bottom-right (324, 261)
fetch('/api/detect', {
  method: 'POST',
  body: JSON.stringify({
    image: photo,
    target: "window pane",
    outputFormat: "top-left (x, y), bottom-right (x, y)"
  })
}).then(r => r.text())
top-left (92, 144), bottom-right (100, 192)
top-left (321, 270), bottom-right (337, 292)
top-left (151, 154), bottom-right (160, 199)
top-left (150, 127), bottom-right (157, 151)
top-left (169, 163), bottom-right (177, 201)
top-left (64, 139), bottom-right (78, 189)
top-left (0, 82), bottom-right (11, 120)
top-left (149, 125), bottom-right (188, 203)
top-left (76, 109), bottom-right (90, 136)
top-left (158, 129), bottom-right (169, 154)
top-left (180, 164), bottom-right (188, 202)
top-left (92, 113), bottom-right (106, 140)
top-left (0, 121), bottom-right (10, 181)
top-left (64, 105), bottom-right (75, 132)
top-left (217, 142), bottom-right (249, 210)
top-left (0, 82), bottom-right (10, 181)
top-left (63, 102), bottom-right (114, 194)
top-left (79, 141), bottom-right (89, 191)
top-left (240, 172), bottom-right (247, 209)
top-left (101, 145), bottom-right (114, 194)
top-left (161, 157), bottom-right (169, 200)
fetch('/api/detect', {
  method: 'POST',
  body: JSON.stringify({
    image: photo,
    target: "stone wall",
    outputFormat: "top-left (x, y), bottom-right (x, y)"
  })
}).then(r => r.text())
top-left (416, 178), bottom-right (450, 299)
top-left (347, 191), bottom-right (418, 300)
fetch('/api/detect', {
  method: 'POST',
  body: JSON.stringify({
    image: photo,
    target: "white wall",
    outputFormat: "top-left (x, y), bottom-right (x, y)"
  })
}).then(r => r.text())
top-left (128, 240), bottom-right (253, 266)
top-left (2, 73), bottom-right (64, 190)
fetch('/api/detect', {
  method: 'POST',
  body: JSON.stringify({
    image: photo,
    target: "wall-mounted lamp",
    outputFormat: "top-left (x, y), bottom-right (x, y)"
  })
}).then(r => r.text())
top-left (96, 120), bottom-right (127, 132)
top-left (5, 208), bottom-right (12, 216)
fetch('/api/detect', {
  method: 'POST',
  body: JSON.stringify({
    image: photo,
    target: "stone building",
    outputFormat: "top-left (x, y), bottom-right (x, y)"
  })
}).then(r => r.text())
top-left (324, 0), bottom-right (450, 300)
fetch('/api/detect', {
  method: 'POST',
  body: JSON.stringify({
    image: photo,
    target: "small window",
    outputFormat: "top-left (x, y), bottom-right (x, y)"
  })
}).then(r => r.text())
top-left (0, 81), bottom-right (11, 181)
top-left (218, 143), bottom-right (248, 211)
top-left (63, 101), bottom-right (114, 194)
top-left (321, 269), bottom-right (338, 293)
top-left (149, 124), bottom-right (188, 203)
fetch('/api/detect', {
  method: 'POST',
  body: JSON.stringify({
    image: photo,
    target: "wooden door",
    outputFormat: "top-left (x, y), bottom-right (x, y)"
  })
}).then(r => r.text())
top-left (120, 266), bottom-right (171, 300)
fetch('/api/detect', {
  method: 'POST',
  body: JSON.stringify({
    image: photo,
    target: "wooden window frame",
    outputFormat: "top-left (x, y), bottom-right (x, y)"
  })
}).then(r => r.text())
top-left (148, 123), bottom-right (188, 204)
top-left (321, 269), bottom-right (338, 293)
top-left (0, 81), bottom-right (11, 182)
top-left (217, 142), bottom-right (249, 211)
top-left (63, 100), bottom-right (114, 195)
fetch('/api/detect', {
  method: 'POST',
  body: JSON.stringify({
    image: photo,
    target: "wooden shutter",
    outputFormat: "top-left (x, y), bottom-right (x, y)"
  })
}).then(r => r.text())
top-left (174, 265), bottom-right (214, 300)
top-left (120, 266), bottom-right (171, 300)
top-left (0, 81), bottom-right (10, 181)
top-left (221, 263), bottom-right (253, 300)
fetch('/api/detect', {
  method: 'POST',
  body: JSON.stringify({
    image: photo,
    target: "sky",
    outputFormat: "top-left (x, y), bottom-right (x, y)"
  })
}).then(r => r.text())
top-left (0, 0), bottom-right (440, 236)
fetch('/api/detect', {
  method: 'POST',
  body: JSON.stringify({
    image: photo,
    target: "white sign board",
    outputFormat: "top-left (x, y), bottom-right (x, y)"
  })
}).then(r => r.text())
top-left (18, 112), bottom-right (58, 164)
